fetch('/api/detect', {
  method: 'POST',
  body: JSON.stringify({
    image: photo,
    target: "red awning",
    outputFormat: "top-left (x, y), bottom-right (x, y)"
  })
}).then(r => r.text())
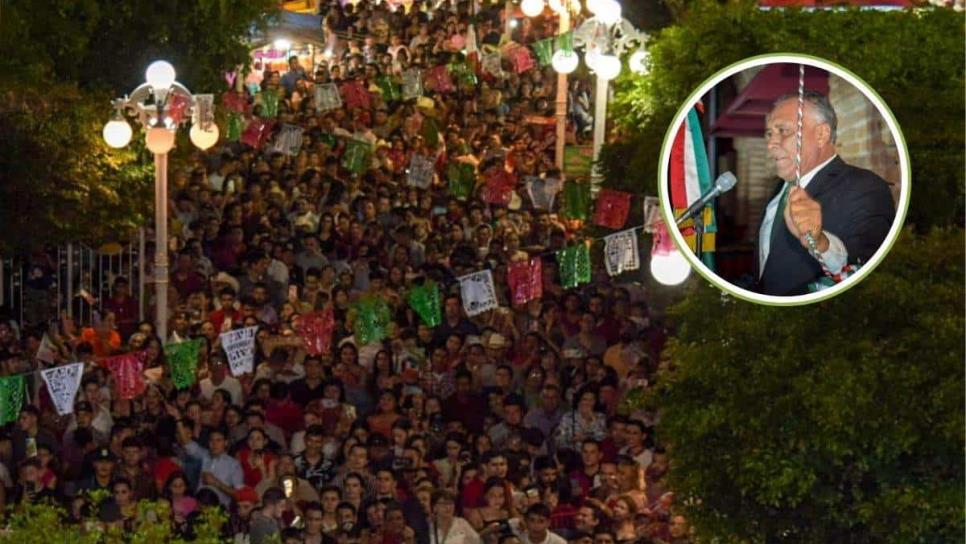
top-left (710, 64), bottom-right (829, 138)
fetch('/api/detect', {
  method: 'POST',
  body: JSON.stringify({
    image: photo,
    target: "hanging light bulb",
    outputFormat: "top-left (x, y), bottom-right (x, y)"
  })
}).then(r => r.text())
top-left (650, 221), bottom-right (691, 286)
top-left (594, 53), bottom-right (621, 80)
top-left (521, 0), bottom-right (545, 17)
top-left (547, 0), bottom-right (564, 13)
top-left (551, 49), bottom-right (578, 74)
top-left (189, 122), bottom-right (220, 150)
top-left (145, 60), bottom-right (176, 90)
top-left (629, 49), bottom-right (649, 74)
top-left (596, 0), bottom-right (621, 25)
top-left (650, 251), bottom-right (691, 286)
top-left (102, 118), bottom-right (132, 149)
top-left (145, 126), bottom-right (176, 154)
top-left (586, 0), bottom-right (604, 16)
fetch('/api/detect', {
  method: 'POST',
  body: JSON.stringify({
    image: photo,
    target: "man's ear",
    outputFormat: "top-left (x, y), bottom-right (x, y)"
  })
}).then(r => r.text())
top-left (815, 123), bottom-right (832, 147)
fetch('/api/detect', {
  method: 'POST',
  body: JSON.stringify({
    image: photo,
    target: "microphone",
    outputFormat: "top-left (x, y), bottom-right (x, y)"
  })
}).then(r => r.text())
top-left (675, 171), bottom-right (737, 226)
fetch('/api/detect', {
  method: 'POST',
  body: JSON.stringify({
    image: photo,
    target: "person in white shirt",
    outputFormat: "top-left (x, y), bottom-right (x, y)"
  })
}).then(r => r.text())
top-left (429, 490), bottom-right (481, 544)
top-left (199, 356), bottom-right (243, 405)
top-left (510, 504), bottom-right (566, 544)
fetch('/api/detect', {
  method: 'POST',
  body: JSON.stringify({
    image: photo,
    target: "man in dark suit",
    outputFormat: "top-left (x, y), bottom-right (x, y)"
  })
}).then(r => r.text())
top-left (757, 91), bottom-right (896, 296)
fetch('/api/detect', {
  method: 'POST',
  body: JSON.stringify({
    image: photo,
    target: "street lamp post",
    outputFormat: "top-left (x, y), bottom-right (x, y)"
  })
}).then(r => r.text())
top-left (103, 61), bottom-right (219, 341)
top-left (518, 0), bottom-right (578, 172)
top-left (571, 3), bottom-right (647, 185)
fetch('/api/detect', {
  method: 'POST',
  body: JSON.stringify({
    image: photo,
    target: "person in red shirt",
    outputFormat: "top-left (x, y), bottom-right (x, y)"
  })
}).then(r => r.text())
top-left (237, 428), bottom-right (277, 487)
top-left (171, 251), bottom-right (206, 298)
top-left (102, 277), bottom-right (139, 341)
top-left (209, 287), bottom-right (242, 332)
top-left (265, 382), bottom-right (302, 436)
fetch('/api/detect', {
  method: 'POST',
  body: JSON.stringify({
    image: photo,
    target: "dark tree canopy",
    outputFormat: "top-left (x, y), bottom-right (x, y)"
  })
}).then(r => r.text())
top-left (0, 0), bottom-right (277, 252)
top-left (650, 227), bottom-right (964, 542)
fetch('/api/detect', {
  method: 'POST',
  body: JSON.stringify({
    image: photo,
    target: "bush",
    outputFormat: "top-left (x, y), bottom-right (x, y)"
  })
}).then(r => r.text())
top-left (647, 227), bottom-right (964, 542)
top-left (0, 499), bottom-right (227, 544)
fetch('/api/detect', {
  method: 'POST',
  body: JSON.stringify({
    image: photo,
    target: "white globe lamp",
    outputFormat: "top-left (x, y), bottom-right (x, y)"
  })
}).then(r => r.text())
top-left (586, 0), bottom-right (605, 16)
top-left (145, 126), bottom-right (176, 154)
top-left (145, 60), bottom-right (176, 90)
top-left (629, 49), bottom-right (649, 74)
top-left (521, 0), bottom-right (545, 17)
top-left (102, 118), bottom-right (133, 149)
top-left (650, 251), bottom-right (691, 286)
top-left (596, 0), bottom-right (622, 25)
top-left (551, 49), bottom-right (579, 74)
top-left (594, 53), bottom-right (621, 80)
top-left (189, 122), bottom-right (220, 151)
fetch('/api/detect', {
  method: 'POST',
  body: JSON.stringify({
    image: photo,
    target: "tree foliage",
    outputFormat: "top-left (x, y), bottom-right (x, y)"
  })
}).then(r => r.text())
top-left (0, 85), bottom-right (154, 253)
top-left (647, 227), bottom-right (964, 542)
top-left (600, 2), bottom-right (965, 230)
top-left (0, 499), bottom-right (226, 543)
top-left (0, 0), bottom-right (277, 92)
top-left (0, 0), bottom-right (277, 253)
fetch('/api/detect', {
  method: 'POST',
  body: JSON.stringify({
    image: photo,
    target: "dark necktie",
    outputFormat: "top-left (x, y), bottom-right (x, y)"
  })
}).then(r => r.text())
top-left (769, 183), bottom-right (791, 248)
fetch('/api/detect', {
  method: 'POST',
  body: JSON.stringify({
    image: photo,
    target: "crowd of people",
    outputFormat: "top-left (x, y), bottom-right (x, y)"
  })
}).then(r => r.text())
top-left (0, 0), bottom-right (691, 542)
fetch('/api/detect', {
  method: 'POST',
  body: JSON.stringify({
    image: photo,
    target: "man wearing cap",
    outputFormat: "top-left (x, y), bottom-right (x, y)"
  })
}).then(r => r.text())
top-left (228, 486), bottom-right (259, 541)
top-left (77, 447), bottom-right (117, 494)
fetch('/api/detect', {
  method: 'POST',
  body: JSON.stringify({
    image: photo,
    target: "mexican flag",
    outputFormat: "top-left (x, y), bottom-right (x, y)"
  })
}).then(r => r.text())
top-left (669, 105), bottom-right (716, 269)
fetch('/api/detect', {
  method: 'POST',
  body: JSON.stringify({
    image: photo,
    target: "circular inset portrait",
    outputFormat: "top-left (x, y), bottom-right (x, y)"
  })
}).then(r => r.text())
top-left (658, 54), bottom-right (909, 305)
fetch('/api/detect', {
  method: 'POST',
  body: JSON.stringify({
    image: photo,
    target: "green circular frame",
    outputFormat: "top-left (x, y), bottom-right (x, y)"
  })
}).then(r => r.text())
top-left (657, 52), bottom-right (912, 307)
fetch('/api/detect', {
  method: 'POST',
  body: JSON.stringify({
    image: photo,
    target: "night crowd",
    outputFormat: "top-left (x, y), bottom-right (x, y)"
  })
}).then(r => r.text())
top-left (0, 0), bottom-right (691, 542)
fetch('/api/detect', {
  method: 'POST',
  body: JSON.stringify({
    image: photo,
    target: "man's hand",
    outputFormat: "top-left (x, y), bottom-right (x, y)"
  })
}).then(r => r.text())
top-left (201, 471), bottom-right (219, 486)
top-left (783, 186), bottom-right (830, 252)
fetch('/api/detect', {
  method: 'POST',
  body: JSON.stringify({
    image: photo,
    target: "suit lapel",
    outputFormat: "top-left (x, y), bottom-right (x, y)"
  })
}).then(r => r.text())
top-left (804, 156), bottom-right (846, 200)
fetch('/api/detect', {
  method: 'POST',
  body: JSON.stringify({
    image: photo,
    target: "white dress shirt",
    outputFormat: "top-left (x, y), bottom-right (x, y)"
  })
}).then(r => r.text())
top-left (430, 517), bottom-right (481, 544)
top-left (759, 155), bottom-right (847, 276)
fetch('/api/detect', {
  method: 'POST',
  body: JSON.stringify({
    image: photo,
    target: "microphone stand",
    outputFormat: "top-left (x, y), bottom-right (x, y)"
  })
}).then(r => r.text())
top-left (693, 206), bottom-right (704, 262)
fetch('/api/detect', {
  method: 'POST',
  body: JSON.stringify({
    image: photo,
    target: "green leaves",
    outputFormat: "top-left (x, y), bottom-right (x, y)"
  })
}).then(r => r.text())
top-left (3, 499), bottom-right (227, 543)
top-left (648, 228), bottom-right (965, 542)
top-left (0, 84), bottom-right (153, 253)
